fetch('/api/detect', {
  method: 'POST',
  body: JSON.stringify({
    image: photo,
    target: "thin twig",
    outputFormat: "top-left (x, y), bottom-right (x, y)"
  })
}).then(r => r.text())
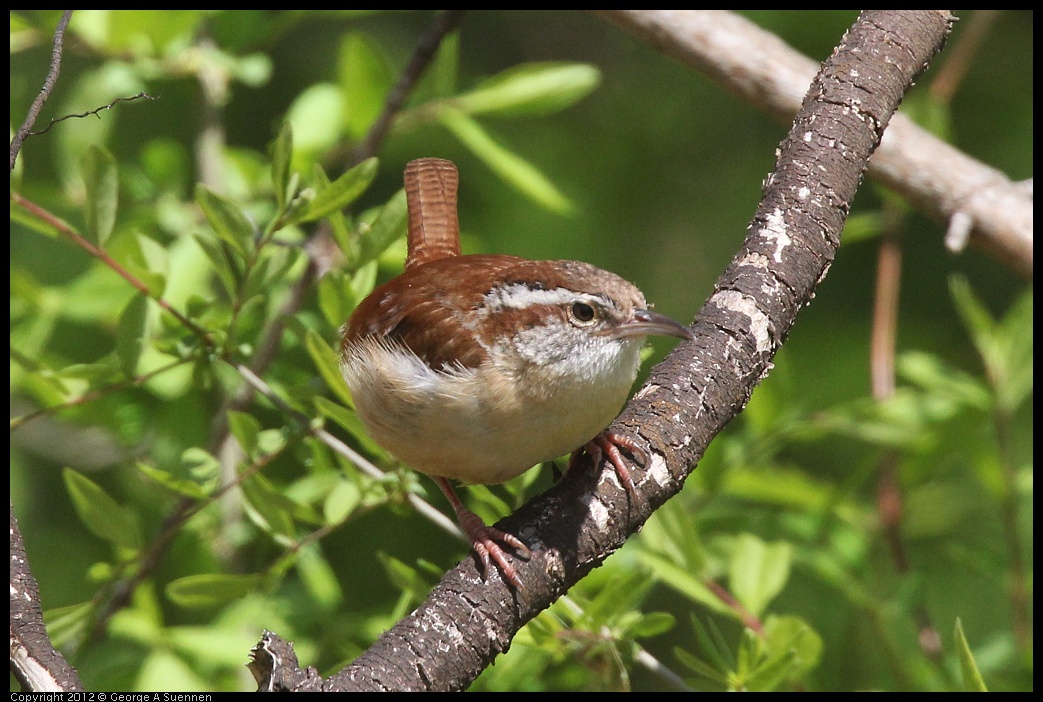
top-left (28, 91), bottom-right (158, 137)
top-left (10, 357), bottom-right (194, 431)
top-left (11, 192), bottom-right (212, 344)
top-left (705, 580), bottom-right (764, 636)
top-left (10, 10), bottom-right (73, 171)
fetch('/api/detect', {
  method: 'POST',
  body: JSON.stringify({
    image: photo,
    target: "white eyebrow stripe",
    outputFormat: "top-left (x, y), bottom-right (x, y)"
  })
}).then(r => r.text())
top-left (483, 281), bottom-right (613, 315)
top-left (485, 283), bottom-right (601, 312)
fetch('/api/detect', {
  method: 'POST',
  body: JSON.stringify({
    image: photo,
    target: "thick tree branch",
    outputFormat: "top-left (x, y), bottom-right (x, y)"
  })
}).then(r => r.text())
top-left (257, 11), bottom-right (955, 692)
top-left (599, 10), bottom-right (1031, 278)
top-left (10, 504), bottom-right (84, 692)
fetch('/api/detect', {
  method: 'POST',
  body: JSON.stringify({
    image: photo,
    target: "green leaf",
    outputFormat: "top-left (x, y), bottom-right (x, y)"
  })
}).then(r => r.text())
top-left (256, 428), bottom-right (287, 457)
top-left (318, 269), bottom-right (351, 329)
top-left (746, 645), bottom-right (796, 692)
top-left (137, 462), bottom-right (209, 500)
top-left (438, 107), bottom-right (574, 214)
top-left (116, 295), bottom-right (149, 377)
top-left (995, 290), bottom-right (1034, 411)
top-left (166, 573), bottom-right (262, 608)
top-left (728, 534), bottom-right (792, 618)
top-left (686, 614), bottom-right (735, 678)
top-left (271, 121), bottom-right (294, 212)
top-left (627, 611), bottom-right (676, 639)
top-left (674, 645), bottom-right (729, 690)
top-left (295, 543), bottom-right (343, 609)
top-left (950, 275), bottom-right (1034, 412)
top-left (735, 626), bottom-right (761, 680)
top-left (98, 10), bottom-right (204, 54)
top-left (195, 184), bottom-right (255, 257)
top-left (639, 498), bottom-right (706, 572)
top-left (62, 468), bottom-right (140, 550)
top-left (430, 29), bottom-right (459, 97)
top-left (182, 446), bottom-right (221, 483)
top-left (227, 410), bottom-right (261, 456)
top-left (351, 260), bottom-right (379, 302)
top-left (897, 351), bottom-right (991, 412)
top-left (123, 233), bottom-right (167, 298)
top-left (326, 205), bottom-right (355, 263)
top-left (42, 602), bottom-right (93, 650)
top-left (377, 552), bottom-right (432, 603)
top-left (240, 474), bottom-right (297, 540)
top-left (954, 618), bottom-right (988, 692)
top-left (136, 650), bottom-right (207, 693)
top-left (294, 157), bottom-right (379, 224)
top-left (840, 211), bottom-right (885, 245)
top-left (191, 232), bottom-right (238, 299)
top-left (755, 615), bottom-right (822, 689)
top-left (323, 478), bottom-right (362, 525)
top-left (949, 275), bottom-right (995, 349)
top-left (636, 550), bottom-right (732, 617)
top-left (306, 328), bottom-right (354, 407)
top-left (82, 144), bottom-right (118, 246)
top-left (286, 83), bottom-right (344, 158)
top-left (454, 62), bottom-right (601, 118)
top-left (357, 190), bottom-right (408, 266)
top-left (11, 199), bottom-right (62, 238)
top-left (314, 396), bottom-right (383, 456)
top-left (338, 32), bottom-right (392, 138)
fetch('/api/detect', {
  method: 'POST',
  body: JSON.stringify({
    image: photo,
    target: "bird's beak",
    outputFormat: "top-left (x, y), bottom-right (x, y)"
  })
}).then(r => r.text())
top-left (610, 309), bottom-right (694, 341)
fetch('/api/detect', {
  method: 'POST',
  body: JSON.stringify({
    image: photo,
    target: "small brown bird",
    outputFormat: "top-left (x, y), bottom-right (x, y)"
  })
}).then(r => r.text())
top-left (341, 159), bottom-right (692, 587)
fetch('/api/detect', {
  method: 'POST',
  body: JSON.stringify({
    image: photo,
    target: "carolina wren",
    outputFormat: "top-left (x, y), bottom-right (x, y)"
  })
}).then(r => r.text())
top-left (340, 158), bottom-right (692, 588)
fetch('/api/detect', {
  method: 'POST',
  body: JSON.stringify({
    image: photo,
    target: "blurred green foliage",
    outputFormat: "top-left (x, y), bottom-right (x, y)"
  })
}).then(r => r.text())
top-left (10, 10), bottom-right (1032, 692)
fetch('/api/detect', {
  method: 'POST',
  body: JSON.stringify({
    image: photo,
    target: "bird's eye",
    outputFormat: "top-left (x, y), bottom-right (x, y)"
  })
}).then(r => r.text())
top-left (570, 301), bottom-right (597, 324)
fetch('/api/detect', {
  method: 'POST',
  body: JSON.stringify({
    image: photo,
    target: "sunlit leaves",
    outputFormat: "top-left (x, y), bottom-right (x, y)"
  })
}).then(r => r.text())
top-left (950, 275), bottom-right (1033, 414)
top-left (292, 157), bottom-right (378, 224)
top-left (728, 535), bottom-right (792, 619)
top-left (271, 121), bottom-right (294, 212)
top-left (439, 108), bottom-right (574, 214)
top-left (116, 295), bottom-right (149, 377)
top-left (356, 189), bottom-right (407, 266)
top-left (63, 468), bottom-right (141, 551)
top-left (166, 573), bottom-right (263, 609)
top-left (195, 184), bottom-right (255, 258)
top-left (83, 145), bottom-right (118, 246)
top-left (339, 32), bottom-right (392, 139)
top-left (954, 618), bottom-right (988, 692)
top-left (453, 62), bottom-right (600, 118)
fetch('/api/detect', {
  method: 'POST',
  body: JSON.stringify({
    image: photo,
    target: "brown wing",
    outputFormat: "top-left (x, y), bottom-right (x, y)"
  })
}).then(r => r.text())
top-left (403, 158), bottom-right (461, 270)
top-left (343, 254), bottom-right (528, 371)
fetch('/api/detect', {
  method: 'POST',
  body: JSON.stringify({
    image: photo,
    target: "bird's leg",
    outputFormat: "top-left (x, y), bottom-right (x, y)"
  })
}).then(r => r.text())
top-left (434, 477), bottom-right (531, 589)
top-left (568, 431), bottom-right (646, 495)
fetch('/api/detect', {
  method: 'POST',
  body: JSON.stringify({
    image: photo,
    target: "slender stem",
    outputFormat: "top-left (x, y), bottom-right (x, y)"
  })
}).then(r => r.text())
top-left (704, 580), bottom-right (763, 636)
top-left (11, 192), bottom-right (212, 343)
top-left (10, 357), bottom-right (194, 431)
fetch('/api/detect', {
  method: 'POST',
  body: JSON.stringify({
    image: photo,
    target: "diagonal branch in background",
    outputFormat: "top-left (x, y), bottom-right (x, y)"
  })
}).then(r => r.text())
top-left (599, 10), bottom-right (1032, 278)
top-left (252, 11), bottom-right (955, 692)
top-left (348, 10), bottom-right (465, 166)
top-left (10, 10), bottom-right (73, 171)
